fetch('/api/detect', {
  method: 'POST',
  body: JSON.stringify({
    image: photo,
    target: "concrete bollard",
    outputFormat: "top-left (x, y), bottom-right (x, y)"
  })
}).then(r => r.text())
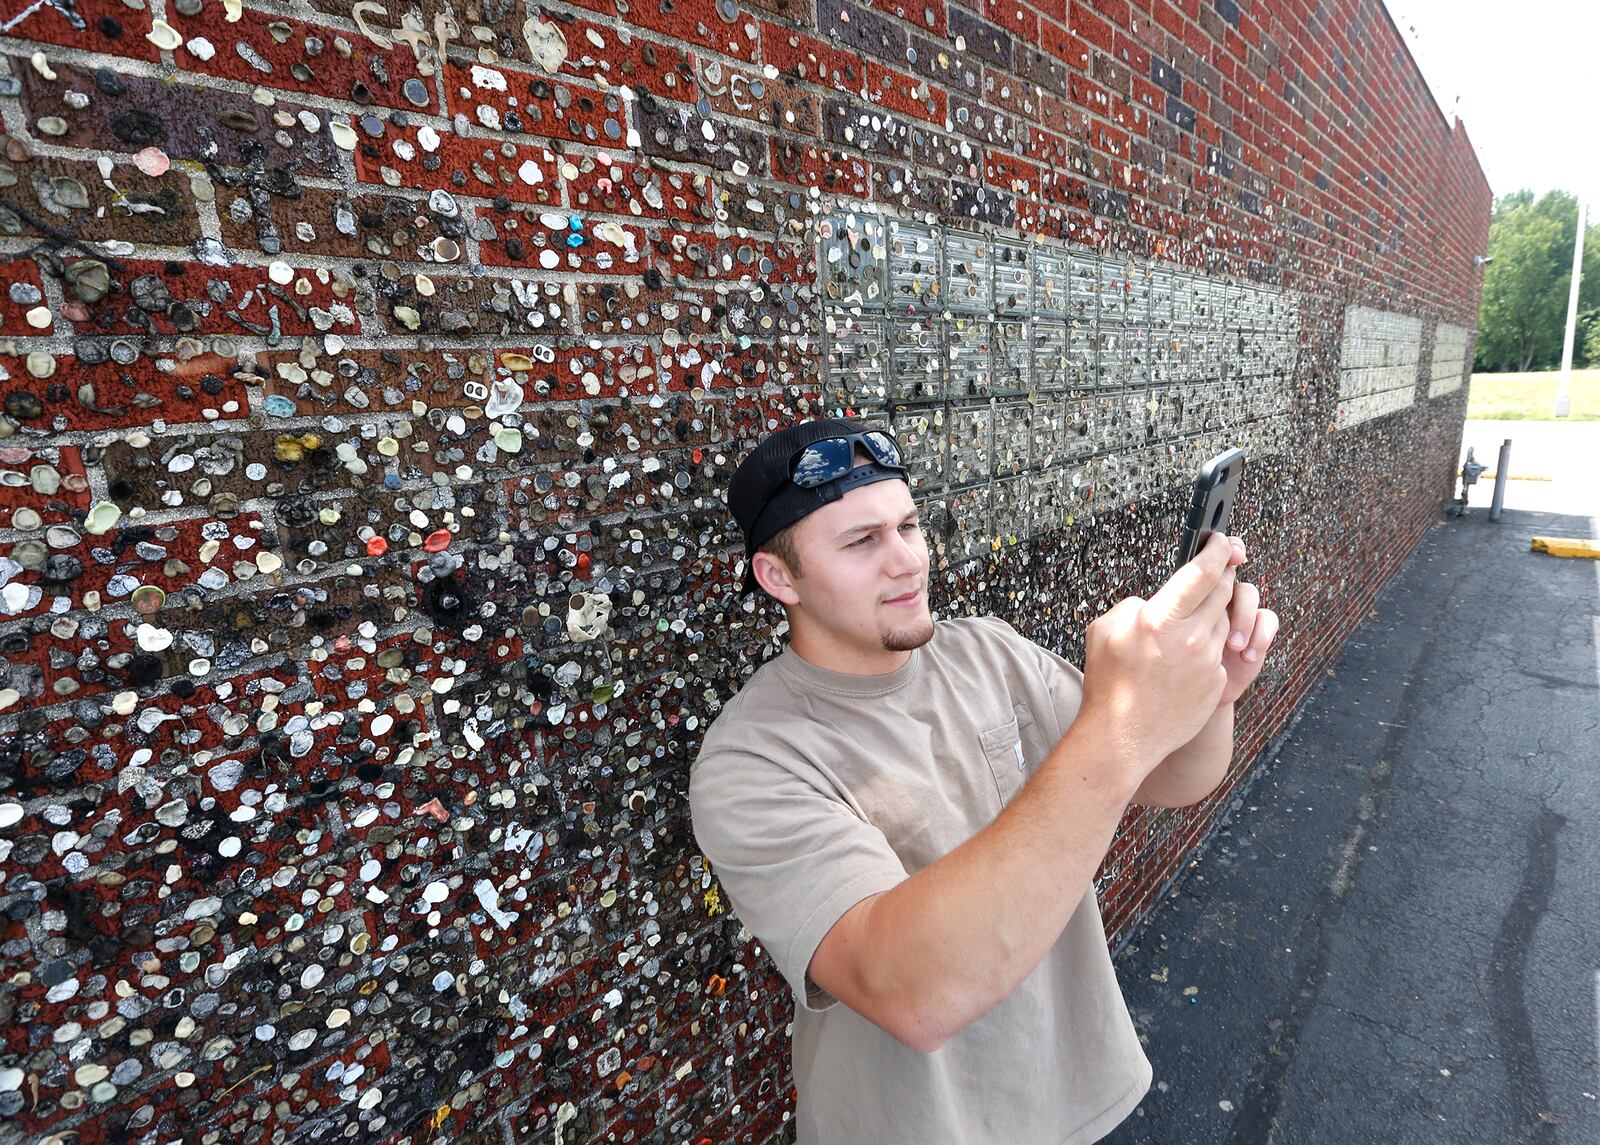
top-left (1489, 439), bottom-right (1511, 521)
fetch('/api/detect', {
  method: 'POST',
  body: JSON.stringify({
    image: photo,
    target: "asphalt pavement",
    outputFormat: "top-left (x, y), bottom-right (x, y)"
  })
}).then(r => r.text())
top-left (1103, 499), bottom-right (1600, 1144)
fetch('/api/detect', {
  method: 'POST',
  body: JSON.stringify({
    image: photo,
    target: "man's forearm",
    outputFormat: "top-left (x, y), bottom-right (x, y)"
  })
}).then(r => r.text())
top-left (1131, 702), bottom-right (1235, 808)
top-left (855, 710), bottom-right (1148, 1052)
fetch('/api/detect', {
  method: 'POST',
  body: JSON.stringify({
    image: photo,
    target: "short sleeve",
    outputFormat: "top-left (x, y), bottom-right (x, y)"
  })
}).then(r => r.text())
top-left (689, 747), bottom-right (908, 1012)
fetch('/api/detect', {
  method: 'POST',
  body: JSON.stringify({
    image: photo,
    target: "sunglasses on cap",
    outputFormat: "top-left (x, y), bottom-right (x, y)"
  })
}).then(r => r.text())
top-left (789, 429), bottom-right (906, 487)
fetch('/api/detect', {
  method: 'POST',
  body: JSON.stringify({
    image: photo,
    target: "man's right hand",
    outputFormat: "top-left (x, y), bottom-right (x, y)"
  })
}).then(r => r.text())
top-left (1078, 531), bottom-right (1240, 782)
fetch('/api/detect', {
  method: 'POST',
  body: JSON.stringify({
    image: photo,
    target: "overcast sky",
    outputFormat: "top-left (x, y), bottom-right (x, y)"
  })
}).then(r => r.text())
top-left (1383, 0), bottom-right (1600, 203)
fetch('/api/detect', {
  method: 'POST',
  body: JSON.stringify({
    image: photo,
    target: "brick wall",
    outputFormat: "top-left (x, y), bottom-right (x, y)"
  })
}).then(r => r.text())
top-left (0, 0), bottom-right (1488, 1139)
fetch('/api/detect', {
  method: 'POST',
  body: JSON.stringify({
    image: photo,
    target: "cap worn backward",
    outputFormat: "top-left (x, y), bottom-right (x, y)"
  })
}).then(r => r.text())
top-left (727, 417), bottom-right (905, 596)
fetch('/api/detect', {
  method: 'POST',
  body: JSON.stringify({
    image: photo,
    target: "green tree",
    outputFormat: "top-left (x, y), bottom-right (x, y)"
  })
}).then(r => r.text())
top-left (1475, 190), bottom-right (1600, 373)
top-left (1584, 307), bottom-right (1600, 368)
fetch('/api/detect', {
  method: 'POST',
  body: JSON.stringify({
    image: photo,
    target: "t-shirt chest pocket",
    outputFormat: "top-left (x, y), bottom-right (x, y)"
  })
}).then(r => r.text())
top-left (978, 704), bottom-right (1041, 809)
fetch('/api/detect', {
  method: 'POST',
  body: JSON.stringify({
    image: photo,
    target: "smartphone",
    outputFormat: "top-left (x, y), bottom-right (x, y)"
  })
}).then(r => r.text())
top-left (1176, 448), bottom-right (1245, 567)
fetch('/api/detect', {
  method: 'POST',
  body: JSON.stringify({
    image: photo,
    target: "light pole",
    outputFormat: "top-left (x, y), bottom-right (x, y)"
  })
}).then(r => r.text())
top-left (1554, 191), bottom-right (1585, 418)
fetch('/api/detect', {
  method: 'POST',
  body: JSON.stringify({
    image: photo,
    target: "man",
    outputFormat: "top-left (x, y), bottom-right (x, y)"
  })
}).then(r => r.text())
top-left (688, 417), bottom-right (1280, 1144)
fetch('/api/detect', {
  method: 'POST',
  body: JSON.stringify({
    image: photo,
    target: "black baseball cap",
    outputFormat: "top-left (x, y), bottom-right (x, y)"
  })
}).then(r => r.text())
top-left (727, 417), bottom-right (909, 595)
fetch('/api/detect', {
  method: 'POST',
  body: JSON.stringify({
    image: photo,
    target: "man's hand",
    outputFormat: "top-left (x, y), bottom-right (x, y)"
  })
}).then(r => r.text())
top-left (1216, 536), bottom-right (1279, 707)
top-left (1078, 531), bottom-right (1239, 781)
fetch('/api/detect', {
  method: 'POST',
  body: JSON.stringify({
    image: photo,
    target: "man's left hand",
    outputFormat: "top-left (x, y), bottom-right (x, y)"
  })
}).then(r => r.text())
top-left (1216, 537), bottom-right (1279, 707)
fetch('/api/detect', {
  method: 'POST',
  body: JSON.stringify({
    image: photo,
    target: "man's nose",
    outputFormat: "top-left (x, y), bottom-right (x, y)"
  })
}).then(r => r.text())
top-left (884, 528), bottom-right (923, 575)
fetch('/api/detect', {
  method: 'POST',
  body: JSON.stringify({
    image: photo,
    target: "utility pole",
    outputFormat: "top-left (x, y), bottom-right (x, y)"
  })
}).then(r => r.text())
top-left (1555, 192), bottom-right (1584, 418)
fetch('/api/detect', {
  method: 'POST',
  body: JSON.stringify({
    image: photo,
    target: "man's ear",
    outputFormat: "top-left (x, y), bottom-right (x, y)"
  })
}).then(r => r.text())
top-left (751, 550), bottom-right (801, 606)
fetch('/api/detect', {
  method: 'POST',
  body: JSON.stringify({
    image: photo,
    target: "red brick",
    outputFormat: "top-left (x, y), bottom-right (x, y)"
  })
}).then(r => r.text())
top-left (0, 0), bottom-right (161, 61)
top-left (760, 20), bottom-right (859, 86)
top-left (882, 0), bottom-right (950, 34)
top-left (985, 0), bottom-right (1041, 42)
top-left (0, 351), bottom-right (250, 433)
top-left (1041, 15), bottom-right (1090, 65)
top-left (353, 123), bottom-right (563, 205)
top-left (557, 15), bottom-right (699, 98)
top-left (705, 60), bottom-right (825, 134)
top-left (770, 138), bottom-right (872, 196)
top-left (866, 62), bottom-right (949, 125)
top-left (1070, 1), bottom-right (1117, 53)
top-left (75, 259), bottom-right (360, 338)
top-left (0, 445), bottom-right (89, 524)
top-left (166, 3), bottom-right (427, 111)
top-left (563, 0), bottom-right (760, 61)
top-left (443, 60), bottom-right (628, 146)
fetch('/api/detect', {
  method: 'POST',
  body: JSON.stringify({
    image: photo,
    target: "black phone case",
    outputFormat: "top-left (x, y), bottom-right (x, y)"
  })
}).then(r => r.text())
top-left (1176, 448), bottom-right (1245, 566)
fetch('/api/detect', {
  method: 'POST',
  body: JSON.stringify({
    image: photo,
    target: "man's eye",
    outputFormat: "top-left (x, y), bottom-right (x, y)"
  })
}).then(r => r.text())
top-left (901, 521), bottom-right (920, 532)
top-left (848, 536), bottom-right (871, 547)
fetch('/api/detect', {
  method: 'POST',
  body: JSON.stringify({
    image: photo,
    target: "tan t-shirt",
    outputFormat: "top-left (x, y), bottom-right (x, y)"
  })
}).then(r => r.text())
top-left (688, 615), bottom-right (1151, 1145)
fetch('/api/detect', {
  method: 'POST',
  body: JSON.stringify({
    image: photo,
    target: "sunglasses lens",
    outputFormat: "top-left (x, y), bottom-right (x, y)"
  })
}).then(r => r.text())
top-left (863, 431), bottom-right (902, 467)
top-left (792, 438), bottom-right (853, 487)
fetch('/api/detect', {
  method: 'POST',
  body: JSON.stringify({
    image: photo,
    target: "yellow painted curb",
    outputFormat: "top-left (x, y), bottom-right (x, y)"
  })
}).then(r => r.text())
top-left (1480, 472), bottom-right (1553, 482)
top-left (1531, 537), bottom-right (1600, 558)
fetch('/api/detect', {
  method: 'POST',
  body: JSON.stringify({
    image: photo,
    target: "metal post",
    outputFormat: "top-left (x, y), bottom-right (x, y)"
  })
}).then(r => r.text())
top-left (1555, 194), bottom-right (1584, 419)
top-left (1489, 438), bottom-right (1511, 521)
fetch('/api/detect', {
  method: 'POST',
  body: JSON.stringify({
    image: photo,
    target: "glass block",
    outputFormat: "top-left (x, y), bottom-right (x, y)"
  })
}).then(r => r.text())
top-left (994, 401), bottom-right (1031, 477)
top-left (1116, 444), bottom-right (1150, 504)
top-left (993, 475), bottom-right (1029, 541)
top-left (1254, 368), bottom-right (1292, 419)
top-left (1228, 329), bottom-right (1267, 377)
top-left (1032, 320), bottom-right (1069, 391)
top-left (1126, 323), bottom-right (1151, 388)
top-left (1107, 387), bottom-right (1151, 453)
top-left (1148, 322), bottom-right (1176, 387)
top-left (890, 316), bottom-right (944, 402)
top-left (1275, 293), bottom-right (1300, 335)
top-left (947, 318), bottom-right (994, 398)
top-left (1031, 393), bottom-right (1070, 470)
top-left (1063, 461), bottom-right (1097, 521)
top-left (946, 484), bottom-right (991, 561)
top-left (1224, 282), bottom-right (1249, 329)
top-left (915, 494), bottom-right (948, 568)
top-left (1238, 285), bottom-right (1268, 331)
top-left (1160, 331), bottom-right (1194, 385)
top-left (891, 405), bottom-right (947, 493)
top-left (1028, 466), bottom-right (1069, 534)
top-left (1189, 328), bottom-right (1224, 381)
top-left (944, 229), bottom-right (993, 313)
top-left (888, 217), bottom-right (940, 311)
top-left (1125, 264), bottom-right (1152, 327)
top-left (1068, 319), bottom-right (1095, 390)
top-left (1149, 267), bottom-right (1176, 339)
top-left (1069, 253), bottom-right (1100, 324)
top-left (1145, 385), bottom-right (1186, 441)
top-left (1096, 328), bottom-right (1141, 389)
top-left (994, 317), bottom-right (1030, 394)
top-left (946, 403), bottom-right (994, 487)
top-left (1178, 380), bottom-right (1218, 436)
top-left (1188, 380), bottom-right (1228, 435)
top-left (1077, 452), bottom-right (1118, 512)
top-left (1097, 255), bottom-right (1130, 325)
top-left (994, 238), bottom-right (1031, 314)
top-left (1151, 442), bottom-right (1190, 492)
top-left (1035, 247), bottom-right (1069, 315)
top-left (1076, 391), bottom-right (1116, 455)
top-left (1192, 278), bottom-right (1223, 329)
top-left (1218, 377), bottom-right (1251, 429)
top-left (1170, 270), bottom-right (1195, 327)
top-left (1061, 393), bottom-right (1096, 460)
top-left (819, 210), bottom-right (887, 307)
top-left (823, 314), bottom-right (889, 406)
